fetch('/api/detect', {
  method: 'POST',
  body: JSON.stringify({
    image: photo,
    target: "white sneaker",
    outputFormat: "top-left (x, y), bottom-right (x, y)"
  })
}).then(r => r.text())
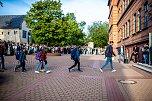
top-left (99, 68), bottom-right (103, 73)
top-left (112, 69), bottom-right (116, 72)
top-left (46, 70), bottom-right (51, 74)
top-left (35, 71), bottom-right (40, 73)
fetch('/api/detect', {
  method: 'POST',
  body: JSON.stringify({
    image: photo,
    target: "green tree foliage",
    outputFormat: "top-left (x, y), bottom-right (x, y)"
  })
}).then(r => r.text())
top-left (86, 21), bottom-right (109, 48)
top-left (0, 1), bottom-right (3, 7)
top-left (25, 0), bottom-right (86, 46)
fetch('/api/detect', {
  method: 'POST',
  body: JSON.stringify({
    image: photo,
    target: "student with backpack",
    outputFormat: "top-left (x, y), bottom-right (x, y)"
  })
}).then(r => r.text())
top-left (100, 41), bottom-right (116, 73)
top-left (40, 48), bottom-right (47, 72)
top-left (14, 48), bottom-right (27, 72)
top-left (35, 48), bottom-right (51, 74)
top-left (68, 46), bottom-right (82, 72)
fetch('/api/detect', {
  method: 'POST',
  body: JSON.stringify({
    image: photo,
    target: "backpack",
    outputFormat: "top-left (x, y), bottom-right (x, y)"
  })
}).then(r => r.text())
top-left (15, 51), bottom-right (21, 60)
top-left (35, 51), bottom-right (42, 60)
top-left (71, 48), bottom-right (77, 60)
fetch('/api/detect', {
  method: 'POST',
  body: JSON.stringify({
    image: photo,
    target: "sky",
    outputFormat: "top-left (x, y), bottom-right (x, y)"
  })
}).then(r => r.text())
top-left (0, 0), bottom-right (109, 33)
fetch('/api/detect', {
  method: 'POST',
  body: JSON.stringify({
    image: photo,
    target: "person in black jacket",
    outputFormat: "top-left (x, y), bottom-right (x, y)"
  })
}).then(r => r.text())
top-left (130, 45), bottom-right (139, 63)
top-left (14, 48), bottom-right (27, 72)
top-left (0, 40), bottom-right (7, 72)
top-left (100, 41), bottom-right (116, 73)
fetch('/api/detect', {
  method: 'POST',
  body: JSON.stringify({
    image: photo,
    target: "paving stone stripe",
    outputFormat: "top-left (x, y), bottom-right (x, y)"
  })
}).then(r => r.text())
top-left (4, 73), bottom-right (52, 101)
top-left (105, 77), bottom-right (125, 101)
top-left (1, 55), bottom-right (152, 101)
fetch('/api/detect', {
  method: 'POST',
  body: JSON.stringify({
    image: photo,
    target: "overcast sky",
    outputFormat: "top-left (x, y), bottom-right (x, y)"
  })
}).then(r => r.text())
top-left (0, 0), bottom-right (109, 33)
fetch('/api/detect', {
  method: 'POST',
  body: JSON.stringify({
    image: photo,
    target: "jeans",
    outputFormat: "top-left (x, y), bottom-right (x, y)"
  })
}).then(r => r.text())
top-left (118, 55), bottom-right (121, 63)
top-left (143, 54), bottom-right (148, 64)
top-left (35, 61), bottom-right (48, 72)
top-left (102, 57), bottom-right (113, 69)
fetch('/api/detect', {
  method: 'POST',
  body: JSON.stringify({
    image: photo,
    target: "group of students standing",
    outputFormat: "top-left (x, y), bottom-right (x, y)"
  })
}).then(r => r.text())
top-left (130, 43), bottom-right (150, 64)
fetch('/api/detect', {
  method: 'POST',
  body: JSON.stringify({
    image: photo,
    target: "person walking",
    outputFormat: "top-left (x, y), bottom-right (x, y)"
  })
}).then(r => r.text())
top-left (143, 43), bottom-right (149, 64)
top-left (68, 46), bottom-right (82, 72)
top-left (14, 48), bottom-right (27, 72)
top-left (100, 41), bottom-right (116, 73)
top-left (130, 45), bottom-right (139, 63)
top-left (117, 47), bottom-right (121, 63)
top-left (35, 49), bottom-right (51, 74)
top-left (0, 40), bottom-right (7, 72)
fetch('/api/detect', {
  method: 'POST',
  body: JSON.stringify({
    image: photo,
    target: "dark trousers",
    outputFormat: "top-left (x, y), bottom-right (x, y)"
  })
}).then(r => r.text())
top-left (16, 61), bottom-right (26, 72)
top-left (0, 56), bottom-right (5, 69)
top-left (130, 53), bottom-right (138, 63)
top-left (69, 59), bottom-right (80, 70)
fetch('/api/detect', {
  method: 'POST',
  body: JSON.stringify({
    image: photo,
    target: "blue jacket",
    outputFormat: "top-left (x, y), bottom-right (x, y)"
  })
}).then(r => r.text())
top-left (73, 48), bottom-right (80, 61)
top-left (19, 51), bottom-right (26, 62)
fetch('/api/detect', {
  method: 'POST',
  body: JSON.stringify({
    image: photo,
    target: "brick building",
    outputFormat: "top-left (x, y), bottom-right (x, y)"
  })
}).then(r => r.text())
top-left (108, 0), bottom-right (152, 62)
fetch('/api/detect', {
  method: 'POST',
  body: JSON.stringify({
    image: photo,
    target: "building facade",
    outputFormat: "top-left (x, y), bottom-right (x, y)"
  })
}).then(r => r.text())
top-left (0, 15), bottom-right (31, 44)
top-left (108, 0), bottom-right (152, 62)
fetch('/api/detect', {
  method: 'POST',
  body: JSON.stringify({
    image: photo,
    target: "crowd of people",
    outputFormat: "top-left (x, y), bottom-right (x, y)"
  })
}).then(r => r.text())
top-left (130, 44), bottom-right (151, 64)
top-left (0, 39), bottom-right (106, 73)
top-left (1, 39), bottom-right (151, 74)
top-left (117, 43), bottom-right (151, 64)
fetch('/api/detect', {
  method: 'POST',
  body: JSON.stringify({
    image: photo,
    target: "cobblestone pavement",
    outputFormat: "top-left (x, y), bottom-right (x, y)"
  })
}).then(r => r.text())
top-left (0, 55), bottom-right (152, 101)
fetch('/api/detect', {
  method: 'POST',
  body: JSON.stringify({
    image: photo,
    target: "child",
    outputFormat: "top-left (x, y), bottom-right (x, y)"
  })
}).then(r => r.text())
top-left (14, 48), bottom-right (27, 72)
top-left (35, 49), bottom-right (51, 74)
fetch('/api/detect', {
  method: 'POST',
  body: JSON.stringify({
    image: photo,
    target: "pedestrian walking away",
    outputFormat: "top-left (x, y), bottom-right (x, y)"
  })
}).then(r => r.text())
top-left (14, 48), bottom-right (27, 72)
top-left (68, 46), bottom-right (82, 72)
top-left (100, 41), bottom-right (116, 73)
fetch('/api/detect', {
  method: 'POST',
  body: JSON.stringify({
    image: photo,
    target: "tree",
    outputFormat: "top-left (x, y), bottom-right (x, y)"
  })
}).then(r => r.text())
top-left (86, 21), bottom-right (109, 48)
top-left (0, 1), bottom-right (3, 7)
top-left (25, 0), bottom-right (86, 46)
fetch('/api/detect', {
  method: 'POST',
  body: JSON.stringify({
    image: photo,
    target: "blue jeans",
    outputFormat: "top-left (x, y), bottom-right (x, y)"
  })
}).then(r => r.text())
top-left (35, 61), bottom-right (48, 71)
top-left (143, 54), bottom-right (148, 64)
top-left (102, 57), bottom-right (113, 69)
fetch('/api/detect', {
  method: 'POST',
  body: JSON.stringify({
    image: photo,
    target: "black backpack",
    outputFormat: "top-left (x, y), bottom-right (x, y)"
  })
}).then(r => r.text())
top-left (71, 48), bottom-right (77, 60)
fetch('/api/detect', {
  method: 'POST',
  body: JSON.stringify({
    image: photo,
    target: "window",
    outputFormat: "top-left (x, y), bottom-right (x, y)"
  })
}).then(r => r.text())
top-left (124, 25), bottom-right (126, 39)
top-left (124, 0), bottom-right (126, 10)
top-left (138, 8), bottom-right (142, 31)
top-left (127, 20), bottom-right (130, 37)
top-left (126, 23), bottom-right (128, 38)
top-left (22, 30), bottom-right (27, 38)
top-left (144, 1), bottom-right (148, 28)
top-left (134, 13), bottom-right (136, 33)
top-left (8, 32), bottom-right (9, 35)
top-left (121, 5), bottom-right (122, 13)
top-left (126, 0), bottom-right (128, 8)
top-left (129, 20), bottom-right (130, 36)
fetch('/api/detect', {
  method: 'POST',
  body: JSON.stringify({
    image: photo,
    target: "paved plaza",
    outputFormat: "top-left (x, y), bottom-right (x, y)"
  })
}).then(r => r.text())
top-left (0, 55), bottom-right (152, 101)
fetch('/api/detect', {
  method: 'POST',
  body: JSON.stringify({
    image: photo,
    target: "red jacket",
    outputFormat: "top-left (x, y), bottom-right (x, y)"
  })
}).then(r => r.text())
top-left (40, 51), bottom-right (46, 61)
